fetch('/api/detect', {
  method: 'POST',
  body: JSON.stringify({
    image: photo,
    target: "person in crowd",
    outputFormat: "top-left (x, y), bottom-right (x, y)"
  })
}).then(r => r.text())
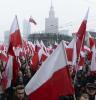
top-left (79, 93), bottom-right (89, 100)
top-left (0, 76), bottom-right (6, 100)
top-left (13, 84), bottom-right (28, 100)
top-left (23, 68), bottom-right (32, 86)
top-left (86, 82), bottom-right (96, 100)
top-left (16, 70), bottom-right (24, 87)
top-left (74, 69), bottom-right (87, 98)
top-left (19, 57), bottom-right (26, 74)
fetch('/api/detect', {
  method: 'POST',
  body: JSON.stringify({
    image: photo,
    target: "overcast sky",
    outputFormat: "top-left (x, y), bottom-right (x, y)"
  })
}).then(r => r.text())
top-left (0, 0), bottom-right (96, 40)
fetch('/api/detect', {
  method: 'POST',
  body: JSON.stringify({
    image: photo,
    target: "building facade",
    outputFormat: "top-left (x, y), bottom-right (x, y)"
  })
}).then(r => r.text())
top-left (4, 30), bottom-right (10, 45)
top-left (22, 20), bottom-right (31, 39)
top-left (45, 4), bottom-right (58, 34)
top-left (28, 33), bottom-right (72, 46)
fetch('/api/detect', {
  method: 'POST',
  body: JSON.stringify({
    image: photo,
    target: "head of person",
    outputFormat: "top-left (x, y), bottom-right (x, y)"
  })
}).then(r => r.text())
top-left (16, 84), bottom-right (25, 100)
top-left (25, 69), bottom-right (31, 78)
top-left (86, 83), bottom-right (96, 96)
top-left (79, 93), bottom-right (89, 100)
top-left (18, 70), bottom-right (23, 77)
top-left (59, 95), bottom-right (73, 100)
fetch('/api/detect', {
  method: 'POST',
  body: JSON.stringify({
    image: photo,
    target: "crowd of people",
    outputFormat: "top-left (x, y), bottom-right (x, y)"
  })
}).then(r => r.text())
top-left (0, 56), bottom-right (34, 100)
top-left (0, 39), bottom-right (96, 100)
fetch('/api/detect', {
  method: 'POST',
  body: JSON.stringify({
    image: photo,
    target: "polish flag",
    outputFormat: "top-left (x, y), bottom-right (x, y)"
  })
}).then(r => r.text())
top-left (25, 41), bottom-right (74, 100)
top-left (40, 40), bottom-right (47, 53)
top-left (7, 16), bottom-right (22, 56)
top-left (13, 56), bottom-right (20, 85)
top-left (90, 45), bottom-right (96, 71)
top-left (76, 8), bottom-right (89, 58)
top-left (31, 52), bottom-right (39, 71)
top-left (35, 40), bottom-right (41, 52)
top-left (38, 47), bottom-right (47, 61)
top-left (0, 51), bottom-right (8, 62)
top-left (66, 36), bottom-right (77, 66)
top-left (85, 32), bottom-right (95, 49)
top-left (1, 55), bottom-right (13, 89)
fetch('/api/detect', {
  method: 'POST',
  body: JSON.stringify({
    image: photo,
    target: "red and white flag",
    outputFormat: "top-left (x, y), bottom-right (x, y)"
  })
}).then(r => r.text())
top-left (67, 37), bottom-right (77, 65)
top-left (25, 41), bottom-right (74, 100)
top-left (38, 47), bottom-right (47, 62)
top-left (40, 40), bottom-right (47, 53)
top-left (76, 8), bottom-right (89, 58)
top-left (72, 37), bottom-right (77, 66)
top-left (2, 55), bottom-right (13, 89)
top-left (7, 16), bottom-right (22, 56)
top-left (90, 45), bottom-right (96, 71)
top-left (31, 52), bottom-right (39, 71)
top-left (85, 32), bottom-right (95, 49)
top-left (0, 51), bottom-right (8, 62)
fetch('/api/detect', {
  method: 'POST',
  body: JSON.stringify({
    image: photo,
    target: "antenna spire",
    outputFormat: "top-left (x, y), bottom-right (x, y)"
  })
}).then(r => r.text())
top-left (51, 0), bottom-right (53, 7)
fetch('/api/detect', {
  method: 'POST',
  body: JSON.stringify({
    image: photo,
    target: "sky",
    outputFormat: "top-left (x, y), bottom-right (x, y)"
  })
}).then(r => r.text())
top-left (0, 0), bottom-right (96, 41)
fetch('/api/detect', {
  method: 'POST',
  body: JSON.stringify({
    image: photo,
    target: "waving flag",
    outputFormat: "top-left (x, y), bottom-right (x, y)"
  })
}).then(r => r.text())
top-left (76, 8), bottom-right (89, 58)
top-left (85, 32), bottom-right (95, 49)
top-left (90, 45), bottom-right (96, 71)
top-left (0, 51), bottom-right (8, 62)
top-left (7, 16), bottom-right (22, 56)
top-left (29, 17), bottom-right (37, 25)
top-left (25, 41), bottom-right (74, 100)
top-left (1, 55), bottom-right (13, 89)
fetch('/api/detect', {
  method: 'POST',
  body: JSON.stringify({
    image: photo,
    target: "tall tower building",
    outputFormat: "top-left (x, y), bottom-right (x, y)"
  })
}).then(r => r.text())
top-left (23, 20), bottom-right (31, 39)
top-left (45, 0), bottom-right (58, 34)
top-left (4, 30), bottom-right (10, 45)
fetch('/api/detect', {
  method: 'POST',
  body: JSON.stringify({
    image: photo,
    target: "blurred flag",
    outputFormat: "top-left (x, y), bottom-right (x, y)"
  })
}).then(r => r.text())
top-left (29, 17), bottom-right (37, 25)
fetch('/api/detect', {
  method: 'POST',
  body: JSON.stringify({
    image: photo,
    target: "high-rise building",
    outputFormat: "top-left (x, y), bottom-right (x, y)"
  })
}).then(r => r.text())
top-left (4, 30), bottom-right (10, 45)
top-left (22, 20), bottom-right (31, 39)
top-left (45, 1), bottom-right (58, 34)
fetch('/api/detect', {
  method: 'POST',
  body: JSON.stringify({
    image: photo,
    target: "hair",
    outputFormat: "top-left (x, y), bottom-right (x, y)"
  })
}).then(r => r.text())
top-left (16, 84), bottom-right (24, 91)
top-left (59, 95), bottom-right (73, 100)
top-left (80, 93), bottom-right (89, 100)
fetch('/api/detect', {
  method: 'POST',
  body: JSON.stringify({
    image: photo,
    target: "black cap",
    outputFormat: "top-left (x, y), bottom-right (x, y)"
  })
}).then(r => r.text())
top-left (86, 82), bottom-right (96, 89)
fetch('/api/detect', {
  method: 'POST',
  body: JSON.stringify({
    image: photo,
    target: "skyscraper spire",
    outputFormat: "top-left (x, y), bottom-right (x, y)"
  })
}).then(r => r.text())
top-left (51, 0), bottom-right (53, 8)
top-left (49, 0), bottom-right (55, 18)
top-left (45, 0), bottom-right (58, 34)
